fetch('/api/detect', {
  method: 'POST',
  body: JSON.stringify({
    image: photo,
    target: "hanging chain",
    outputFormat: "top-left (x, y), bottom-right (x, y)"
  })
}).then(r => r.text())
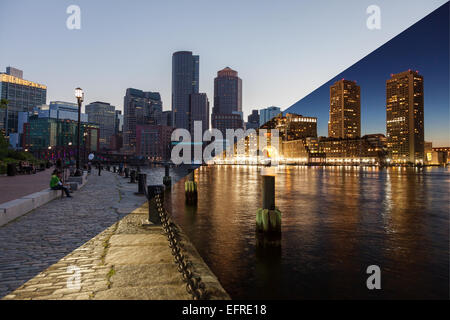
top-left (154, 192), bottom-right (208, 300)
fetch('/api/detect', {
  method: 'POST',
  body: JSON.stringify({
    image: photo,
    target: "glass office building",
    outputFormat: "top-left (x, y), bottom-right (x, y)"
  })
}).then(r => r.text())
top-left (0, 67), bottom-right (46, 134)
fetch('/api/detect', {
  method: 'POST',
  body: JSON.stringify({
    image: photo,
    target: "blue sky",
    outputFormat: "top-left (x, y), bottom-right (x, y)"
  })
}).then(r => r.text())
top-left (0, 0), bottom-right (447, 144)
top-left (287, 2), bottom-right (449, 146)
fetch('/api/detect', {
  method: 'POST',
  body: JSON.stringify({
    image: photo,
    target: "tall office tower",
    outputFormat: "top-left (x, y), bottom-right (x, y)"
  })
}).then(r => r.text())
top-left (0, 67), bottom-right (46, 134)
top-left (212, 67), bottom-right (243, 135)
top-left (328, 79), bottom-right (361, 139)
top-left (259, 106), bottom-right (281, 127)
top-left (189, 93), bottom-right (209, 136)
top-left (246, 109), bottom-right (260, 130)
top-left (172, 51), bottom-right (199, 130)
top-left (386, 70), bottom-right (424, 163)
top-left (123, 88), bottom-right (163, 152)
top-left (85, 101), bottom-right (116, 150)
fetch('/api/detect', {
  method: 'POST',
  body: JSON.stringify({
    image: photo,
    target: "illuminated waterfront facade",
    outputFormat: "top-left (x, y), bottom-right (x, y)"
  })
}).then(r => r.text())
top-left (328, 79), bottom-right (360, 139)
top-left (386, 70), bottom-right (424, 163)
top-left (0, 68), bottom-right (46, 134)
top-left (264, 113), bottom-right (317, 141)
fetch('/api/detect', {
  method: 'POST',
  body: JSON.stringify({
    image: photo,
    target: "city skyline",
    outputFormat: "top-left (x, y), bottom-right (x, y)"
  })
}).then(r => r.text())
top-left (0, 1), bottom-right (446, 128)
top-left (287, 2), bottom-right (449, 146)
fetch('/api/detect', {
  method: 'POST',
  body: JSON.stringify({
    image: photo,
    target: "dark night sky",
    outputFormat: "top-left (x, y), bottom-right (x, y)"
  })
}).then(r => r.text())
top-left (286, 2), bottom-right (449, 146)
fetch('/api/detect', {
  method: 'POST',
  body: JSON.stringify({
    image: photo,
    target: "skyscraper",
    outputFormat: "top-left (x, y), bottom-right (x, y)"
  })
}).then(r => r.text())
top-left (386, 70), bottom-right (424, 163)
top-left (259, 106), bottom-right (281, 127)
top-left (123, 88), bottom-right (162, 153)
top-left (212, 67), bottom-right (243, 135)
top-left (172, 51), bottom-right (199, 130)
top-left (85, 101), bottom-right (116, 150)
top-left (328, 79), bottom-right (361, 139)
top-left (189, 93), bottom-right (209, 136)
top-left (0, 67), bottom-right (46, 134)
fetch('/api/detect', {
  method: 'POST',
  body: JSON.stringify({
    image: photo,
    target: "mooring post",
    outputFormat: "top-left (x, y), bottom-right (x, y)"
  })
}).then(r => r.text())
top-left (185, 169), bottom-right (197, 205)
top-left (137, 173), bottom-right (147, 195)
top-left (130, 170), bottom-right (136, 183)
top-left (163, 164), bottom-right (172, 187)
top-left (256, 174), bottom-right (281, 234)
top-left (147, 185), bottom-right (165, 224)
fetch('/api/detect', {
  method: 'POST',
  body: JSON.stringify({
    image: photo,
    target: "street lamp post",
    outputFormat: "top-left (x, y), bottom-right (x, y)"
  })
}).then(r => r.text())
top-left (75, 88), bottom-right (84, 176)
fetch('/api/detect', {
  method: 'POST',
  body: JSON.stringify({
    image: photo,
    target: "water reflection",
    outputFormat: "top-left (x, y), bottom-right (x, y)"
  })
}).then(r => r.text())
top-left (166, 166), bottom-right (449, 299)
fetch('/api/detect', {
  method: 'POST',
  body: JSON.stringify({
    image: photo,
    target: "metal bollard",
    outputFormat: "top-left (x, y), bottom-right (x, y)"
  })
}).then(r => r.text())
top-left (124, 167), bottom-right (129, 178)
top-left (147, 185), bottom-right (165, 224)
top-left (130, 170), bottom-right (136, 183)
top-left (163, 164), bottom-right (172, 187)
top-left (137, 173), bottom-right (147, 195)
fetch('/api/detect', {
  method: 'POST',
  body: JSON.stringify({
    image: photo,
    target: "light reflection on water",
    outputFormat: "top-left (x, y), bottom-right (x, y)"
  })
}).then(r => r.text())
top-left (164, 165), bottom-right (449, 299)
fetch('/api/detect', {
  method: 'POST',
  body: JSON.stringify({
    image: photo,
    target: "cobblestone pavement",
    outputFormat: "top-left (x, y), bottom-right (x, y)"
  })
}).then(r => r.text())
top-left (1, 166), bottom-right (229, 300)
top-left (0, 171), bottom-right (146, 298)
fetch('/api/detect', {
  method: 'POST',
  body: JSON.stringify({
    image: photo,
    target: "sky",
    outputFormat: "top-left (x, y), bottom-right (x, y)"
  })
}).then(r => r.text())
top-left (0, 0), bottom-right (447, 144)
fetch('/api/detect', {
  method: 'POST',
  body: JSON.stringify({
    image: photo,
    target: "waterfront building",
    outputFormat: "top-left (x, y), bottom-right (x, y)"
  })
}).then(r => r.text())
top-left (135, 124), bottom-right (174, 160)
top-left (328, 79), bottom-right (361, 139)
top-left (172, 51), bottom-right (199, 130)
top-left (22, 115), bottom-right (99, 153)
top-left (263, 113), bottom-right (317, 141)
top-left (85, 101), bottom-right (116, 150)
top-left (0, 67), bottom-right (46, 134)
top-left (212, 67), bottom-right (243, 136)
top-left (318, 136), bottom-right (384, 164)
top-left (123, 88), bottom-right (162, 153)
top-left (386, 70), bottom-right (424, 164)
top-left (259, 106), bottom-right (281, 127)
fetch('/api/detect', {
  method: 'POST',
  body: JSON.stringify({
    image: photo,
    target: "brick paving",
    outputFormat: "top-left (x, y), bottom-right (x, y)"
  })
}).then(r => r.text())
top-left (0, 169), bottom-right (53, 204)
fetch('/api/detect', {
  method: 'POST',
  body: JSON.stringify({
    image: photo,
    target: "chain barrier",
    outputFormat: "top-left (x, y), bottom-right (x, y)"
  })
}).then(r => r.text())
top-left (153, 192), bottom-right (209, 300)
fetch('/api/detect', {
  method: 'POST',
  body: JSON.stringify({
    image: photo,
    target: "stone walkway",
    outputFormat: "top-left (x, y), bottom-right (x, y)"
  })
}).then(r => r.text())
top-left (0, 170), bottom-right (229, 300)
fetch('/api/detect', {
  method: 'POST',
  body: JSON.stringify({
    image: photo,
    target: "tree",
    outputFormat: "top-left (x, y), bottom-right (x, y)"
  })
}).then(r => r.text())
top-left (0, 99), bottom-right (8, 109)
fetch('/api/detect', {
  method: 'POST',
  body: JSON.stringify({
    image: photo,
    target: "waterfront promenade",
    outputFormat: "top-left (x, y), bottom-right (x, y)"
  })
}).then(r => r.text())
top-left (0, 170), bottom-right (228, 300)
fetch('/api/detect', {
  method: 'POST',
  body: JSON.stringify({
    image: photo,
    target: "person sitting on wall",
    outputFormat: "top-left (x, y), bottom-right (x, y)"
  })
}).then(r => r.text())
top-left (50, 170), bottom-right (72, 198)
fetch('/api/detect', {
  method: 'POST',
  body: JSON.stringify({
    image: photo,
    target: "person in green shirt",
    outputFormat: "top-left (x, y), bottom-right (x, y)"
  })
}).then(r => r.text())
top-left (50, 170), bottom-right (72, 198)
